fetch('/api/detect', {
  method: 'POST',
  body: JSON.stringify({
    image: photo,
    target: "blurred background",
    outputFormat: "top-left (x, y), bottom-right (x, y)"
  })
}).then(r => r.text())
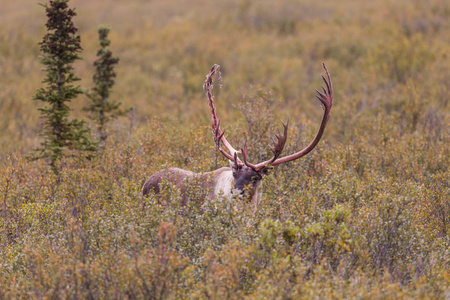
top-left (2, 0), bottom-right (448, 153)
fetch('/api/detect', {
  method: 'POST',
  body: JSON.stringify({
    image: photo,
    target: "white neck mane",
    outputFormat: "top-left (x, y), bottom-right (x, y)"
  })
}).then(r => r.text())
top-left (214, 170), bottom-right (234, 197)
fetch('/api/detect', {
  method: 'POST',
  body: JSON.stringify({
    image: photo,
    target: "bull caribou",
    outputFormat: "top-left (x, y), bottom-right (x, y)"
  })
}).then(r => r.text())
top-left (142, 63), bottom-right (333, 209)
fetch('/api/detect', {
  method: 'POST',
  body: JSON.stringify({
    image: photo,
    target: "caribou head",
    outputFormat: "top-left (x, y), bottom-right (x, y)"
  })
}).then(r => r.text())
top-left (142, 63), bottom-right (333, 209)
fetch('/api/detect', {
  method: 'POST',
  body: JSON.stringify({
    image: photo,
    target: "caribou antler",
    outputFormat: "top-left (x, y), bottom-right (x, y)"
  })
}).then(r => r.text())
top-left (236, 63), bottom-right (333, 171)
top-left (204, 63), bottom-right (333, 171)
top-left (203, 64), bottom-right (243, 166)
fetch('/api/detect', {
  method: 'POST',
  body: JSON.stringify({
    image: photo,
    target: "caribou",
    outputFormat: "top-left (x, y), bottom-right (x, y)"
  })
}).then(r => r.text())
top-left (142, 63), bottom-right (333, 209)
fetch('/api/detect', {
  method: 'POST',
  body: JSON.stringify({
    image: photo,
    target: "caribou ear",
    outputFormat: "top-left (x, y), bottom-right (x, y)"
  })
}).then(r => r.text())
top-left (230, 153), bottom-right (243, 177)
top-left (230, 160), bottom-right (240, 176)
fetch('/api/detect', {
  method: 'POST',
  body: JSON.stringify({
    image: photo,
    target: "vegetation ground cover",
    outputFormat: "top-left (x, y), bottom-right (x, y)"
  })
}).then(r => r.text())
top-left (0, 0), bottom-right (449, 298)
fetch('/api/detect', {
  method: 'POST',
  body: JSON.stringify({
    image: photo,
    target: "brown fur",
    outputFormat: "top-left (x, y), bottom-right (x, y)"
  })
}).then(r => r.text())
top-left (142, 166), bottom-right (264, 206)
top-left (142, 167), bottom-right (233, 204)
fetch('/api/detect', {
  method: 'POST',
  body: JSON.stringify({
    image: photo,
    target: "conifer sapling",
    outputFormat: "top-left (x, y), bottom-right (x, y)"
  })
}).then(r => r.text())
top-left (85, 26), bottom-right (125, 147)
top-left (31, 0), bottom-right (96, 174)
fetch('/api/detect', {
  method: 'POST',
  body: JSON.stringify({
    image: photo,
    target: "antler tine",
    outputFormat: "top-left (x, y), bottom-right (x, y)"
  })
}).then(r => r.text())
top-left (319, 64), bottom-right (332, 106)
top-left (241, 142), bottom-right (252, 168)
top-left (322, 63), bottom-right (332, 94)
top-left (204, 64), bottom-right (243, 165)
top-left (268, 118), bottom-right (289, 160)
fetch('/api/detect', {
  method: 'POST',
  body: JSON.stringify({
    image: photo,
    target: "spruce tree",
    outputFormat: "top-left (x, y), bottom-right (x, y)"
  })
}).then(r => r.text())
top-left (85, 26), bottom-right (124, 147)
top-left (32, 0), bottom-right (96, 174)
